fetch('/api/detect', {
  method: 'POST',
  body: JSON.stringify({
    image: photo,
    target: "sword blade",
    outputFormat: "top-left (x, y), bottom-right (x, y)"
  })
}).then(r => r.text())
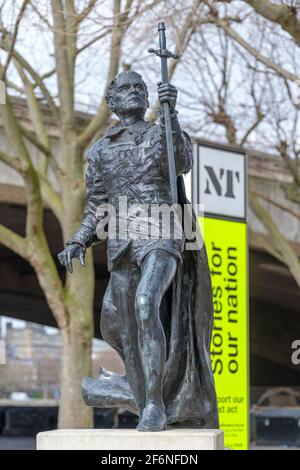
top-left (158, 22), bottom-right (178, 204)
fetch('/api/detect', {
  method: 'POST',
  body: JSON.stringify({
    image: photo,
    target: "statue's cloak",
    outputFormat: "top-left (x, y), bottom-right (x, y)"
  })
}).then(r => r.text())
top-left (82, 176), bottom-right (219, 428)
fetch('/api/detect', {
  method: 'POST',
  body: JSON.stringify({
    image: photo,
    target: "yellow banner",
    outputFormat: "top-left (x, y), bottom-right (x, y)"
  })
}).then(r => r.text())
top-left (200, 216), bottom-right (249, 450)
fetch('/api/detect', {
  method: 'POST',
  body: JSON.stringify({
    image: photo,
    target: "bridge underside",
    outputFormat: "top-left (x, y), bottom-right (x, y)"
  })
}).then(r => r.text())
top-left (0, 202), bottom-right (299, 387)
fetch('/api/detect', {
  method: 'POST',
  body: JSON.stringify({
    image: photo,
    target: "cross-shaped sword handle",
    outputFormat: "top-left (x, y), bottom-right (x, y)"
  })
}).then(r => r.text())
top-left (148, 21), bottom-right (179, 83)
top-left (148, 48), bottom-right (180, 60)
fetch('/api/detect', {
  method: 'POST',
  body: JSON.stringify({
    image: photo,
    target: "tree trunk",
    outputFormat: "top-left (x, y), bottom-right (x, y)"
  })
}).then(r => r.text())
top-left (59, 299), bottom-right (94, 428)
top-left (58, 244), bottom-right (95, 428)
top-left (56, 134), bottom-right (96, 428)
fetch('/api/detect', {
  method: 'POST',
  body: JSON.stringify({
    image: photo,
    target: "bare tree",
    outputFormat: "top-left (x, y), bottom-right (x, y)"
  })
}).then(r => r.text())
top-left (177, 24), bottom-right (266, 145)
top-left (0, 0), bottom-right (202, 427)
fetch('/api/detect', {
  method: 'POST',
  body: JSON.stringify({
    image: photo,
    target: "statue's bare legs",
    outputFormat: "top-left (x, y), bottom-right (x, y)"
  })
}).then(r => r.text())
top-left (100, 247), bottom-right (177, 431)
top-left (135, 249), bottom-right (177, 431)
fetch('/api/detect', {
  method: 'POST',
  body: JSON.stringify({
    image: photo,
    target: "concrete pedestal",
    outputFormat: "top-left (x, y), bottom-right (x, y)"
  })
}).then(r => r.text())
top-left (37, 428), bottom-right (224, 450)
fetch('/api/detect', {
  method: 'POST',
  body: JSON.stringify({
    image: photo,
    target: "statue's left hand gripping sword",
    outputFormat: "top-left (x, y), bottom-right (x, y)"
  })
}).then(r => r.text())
top-left (148, 22), bottom-right (180, 205)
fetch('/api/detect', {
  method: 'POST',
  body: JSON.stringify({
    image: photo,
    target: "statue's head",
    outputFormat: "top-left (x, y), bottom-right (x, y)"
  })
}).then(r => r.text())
top-left (105, 71), bottom-right (149, 118)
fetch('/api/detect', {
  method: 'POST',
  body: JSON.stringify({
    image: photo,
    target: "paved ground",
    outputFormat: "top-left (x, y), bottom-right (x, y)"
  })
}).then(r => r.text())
top-left (250, 443), bottom-right (299, 450)
top-left (0, 437), bottom-right (36, 450)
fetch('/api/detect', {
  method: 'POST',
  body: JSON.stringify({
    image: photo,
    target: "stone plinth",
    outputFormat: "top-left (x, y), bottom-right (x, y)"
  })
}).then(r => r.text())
top-left (37, 428), bottom-right (224, 450)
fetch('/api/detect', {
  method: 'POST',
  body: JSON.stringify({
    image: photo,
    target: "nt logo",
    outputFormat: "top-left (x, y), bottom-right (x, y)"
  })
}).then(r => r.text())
top-left (204, 166), bottom-right (240, 199)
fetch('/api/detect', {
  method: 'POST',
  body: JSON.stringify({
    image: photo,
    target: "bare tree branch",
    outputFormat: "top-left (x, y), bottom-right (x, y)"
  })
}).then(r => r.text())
top-left (0, 0), bottom-right (30, 80)
top-left (77, 0), bottom-right (134, 147)
top-left (0, 36), bottom-right (59, 120)
top-left (0, 149), bottom-right (25, 173)
top-left (250, 189), bottom-right (300, 221)
top-left (77, 0), bottom-right (97, 24)
top-left (245, 0), bottom-right (300, 47)
top-left (0, 140), bottom-right (62, 223)
top-left (28, 0), bottom-right (52, 29)
top-left (20, 125), bottom-right (52, 159)
top-left (275, 139), bottom-right (300, 187)
top-left (51, 0), bottom-right (75, 133)
top-left (210, 16), bottom-right (300, 83)
top-left (240, 111), bottom-right (264, 146)
top-left (65, 0), bottom-right (78, 86)
top-left (14, 60), bottom-right (51, 175)
top-left (76, 28), bottom-right (111, 55)
top-left (38, 176), bottom-right (63, 223)
top-left (19, 124), bottom-right (61, 185)
top-left (0, 224), bottom-right (27, 258)
top-left (40, 67), bottom-right (56, 81)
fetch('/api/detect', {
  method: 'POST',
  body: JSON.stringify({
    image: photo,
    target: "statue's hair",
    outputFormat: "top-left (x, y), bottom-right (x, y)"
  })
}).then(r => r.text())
top-left (105, 71), bottom-right (149, 113)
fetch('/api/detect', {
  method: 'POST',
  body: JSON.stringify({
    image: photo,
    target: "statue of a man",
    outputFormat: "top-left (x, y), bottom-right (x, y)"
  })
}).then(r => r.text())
top-left (58, 70), bottom-right (219, 431)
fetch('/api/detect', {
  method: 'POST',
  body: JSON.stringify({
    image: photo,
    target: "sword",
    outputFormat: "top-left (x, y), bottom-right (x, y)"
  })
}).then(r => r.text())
top-left (148, 22), bottom-right (180, 205)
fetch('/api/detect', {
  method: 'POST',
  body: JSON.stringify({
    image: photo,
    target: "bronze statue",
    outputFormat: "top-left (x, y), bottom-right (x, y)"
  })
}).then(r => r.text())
top-left (58, 23), bottom-right (218, 432)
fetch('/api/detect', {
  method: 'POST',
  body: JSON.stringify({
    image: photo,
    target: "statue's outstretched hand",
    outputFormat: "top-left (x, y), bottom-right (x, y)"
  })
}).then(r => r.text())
top-left (58, 243), bottom-right (85, 273)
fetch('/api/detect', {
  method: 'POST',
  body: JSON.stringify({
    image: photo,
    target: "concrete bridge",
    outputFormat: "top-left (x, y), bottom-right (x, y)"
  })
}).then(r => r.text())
top-left (0, 98), bottom-right (299, 388)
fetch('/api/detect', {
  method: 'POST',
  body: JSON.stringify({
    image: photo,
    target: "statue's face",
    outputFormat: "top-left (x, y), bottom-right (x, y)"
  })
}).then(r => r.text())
top-left (112, 72), bottom-right (148, 116)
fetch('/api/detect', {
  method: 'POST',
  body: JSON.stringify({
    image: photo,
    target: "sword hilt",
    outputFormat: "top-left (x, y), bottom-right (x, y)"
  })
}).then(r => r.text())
top-left (148, 21), bottom-right (179, 83)
top-left (147, 48), bottom-right (179, 60)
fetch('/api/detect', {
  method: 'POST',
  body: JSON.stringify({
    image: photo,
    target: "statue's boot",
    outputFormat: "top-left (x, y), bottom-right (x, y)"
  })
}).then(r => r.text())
top-left (99, 367), bottom-right (129, 388)
top-left (137, 402), bottom-right (167, 432)
top-left (81, 368), bottom-right (138, 415)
